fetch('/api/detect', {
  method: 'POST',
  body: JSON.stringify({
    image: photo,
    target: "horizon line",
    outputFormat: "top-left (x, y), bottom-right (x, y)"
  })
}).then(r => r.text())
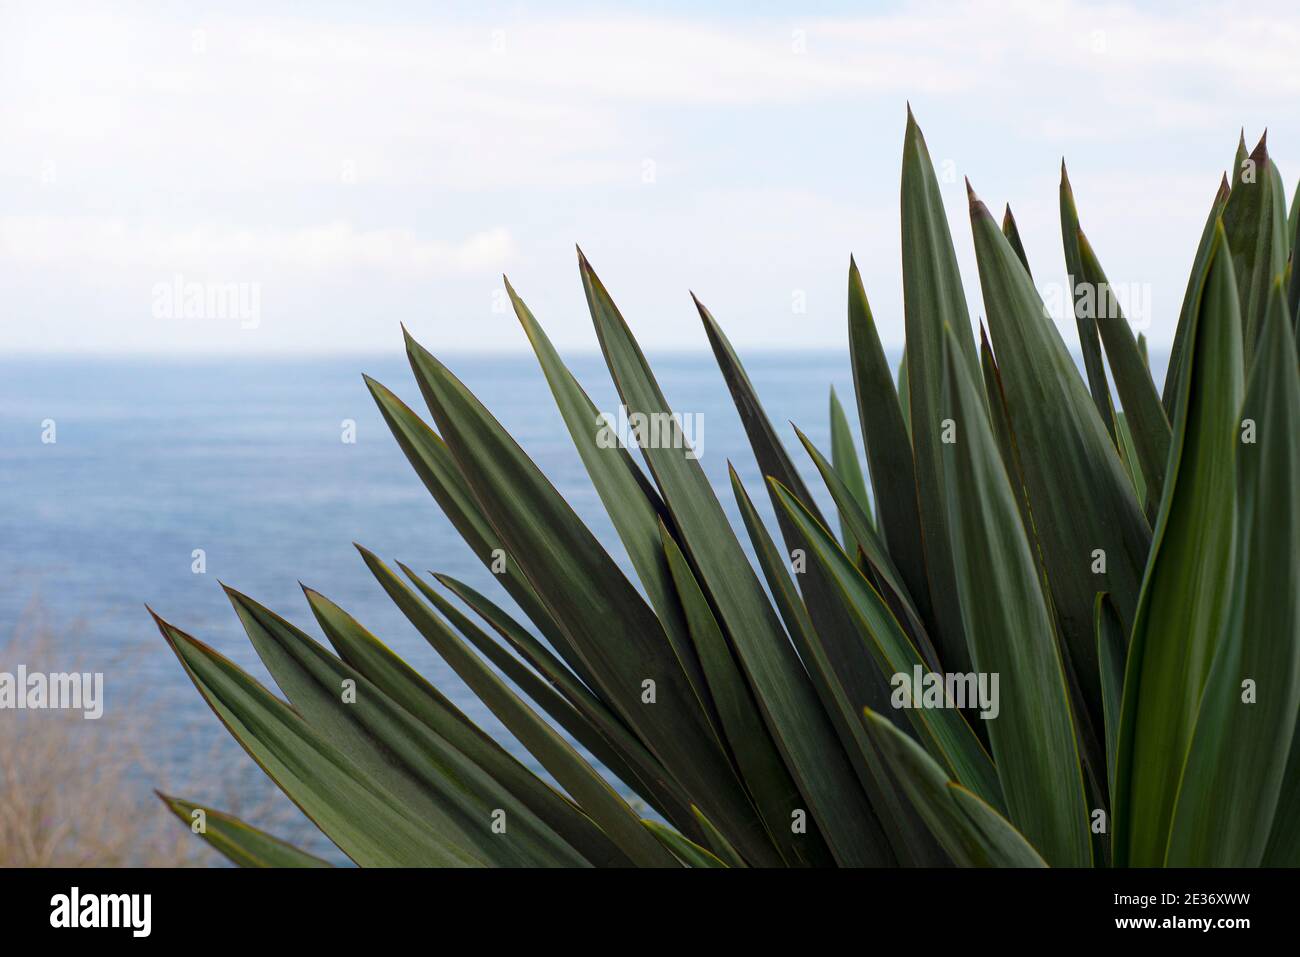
top-left (0, 342), bottom-right (1175, 361)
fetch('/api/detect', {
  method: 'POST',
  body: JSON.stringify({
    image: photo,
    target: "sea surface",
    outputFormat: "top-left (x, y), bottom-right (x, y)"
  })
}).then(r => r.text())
top-left (0, 347), bottom-right (1167, 862)
top-left (0, 350), bottom-right (869, 858)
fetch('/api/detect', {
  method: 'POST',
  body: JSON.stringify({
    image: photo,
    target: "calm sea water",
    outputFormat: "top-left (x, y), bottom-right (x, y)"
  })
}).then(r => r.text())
top-left (0, 350), bottom-right (861, 856)
top-left (0, 347), bottom-right (1167, 860)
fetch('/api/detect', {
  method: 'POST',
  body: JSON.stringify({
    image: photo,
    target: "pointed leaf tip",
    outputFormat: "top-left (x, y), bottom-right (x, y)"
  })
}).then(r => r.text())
top-left (1060, 160), bottom-right (1075, 194)
top-left (966, 180), bottom-right (991, 219)
top-left (904, 103), bottom-right (923, 144)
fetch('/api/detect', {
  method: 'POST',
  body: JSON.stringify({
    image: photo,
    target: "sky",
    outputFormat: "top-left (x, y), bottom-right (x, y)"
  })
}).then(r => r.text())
top-left (2, 0), bottom-right (1297, 355)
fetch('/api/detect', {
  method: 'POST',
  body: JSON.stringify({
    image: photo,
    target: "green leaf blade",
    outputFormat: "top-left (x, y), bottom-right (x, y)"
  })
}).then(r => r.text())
top-left (938, 321), bottom-right (1091, 868)
top-left (1060, 163), bottom-right (1117, 442)
top-left (1167, 283), bottom-right (1300, 867)
top-left (971, 184), bottom-right (1151, 741)
top-left (770, 480), bottom-right (1002, 810)
top-left (152, 612), bottom-right (485, 867)
top-left (1075, 226), bottom-right (1172, 505)
top-left (862, 710), bottom-right (1045, 868)
top-left (158, 794), bottom-right (332, 868)
top-left (828, 385), bottom-right (872, 550)
top-left (583, 253), bottom-right (894, 867)
top-left (847, 257), bottom-right (934, 635)
top-left (1113, 223), bottom-right (1244, 867)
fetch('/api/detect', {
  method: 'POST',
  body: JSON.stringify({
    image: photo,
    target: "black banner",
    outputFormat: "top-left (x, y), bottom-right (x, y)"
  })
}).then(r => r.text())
top-left (0, 867), bottom-right (1282, 942)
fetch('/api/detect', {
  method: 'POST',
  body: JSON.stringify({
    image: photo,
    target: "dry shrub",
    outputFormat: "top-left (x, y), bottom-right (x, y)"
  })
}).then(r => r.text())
top-left (0, 598), bottom-right (303, 867)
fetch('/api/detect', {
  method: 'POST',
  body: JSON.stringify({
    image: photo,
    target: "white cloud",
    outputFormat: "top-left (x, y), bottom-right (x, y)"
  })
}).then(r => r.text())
top-left (0, 0), bottom-right (1296, 353)
top-left (0, 216), bottom-right (513, 277)
top-left (12, 1), bottom-right (1291, 192)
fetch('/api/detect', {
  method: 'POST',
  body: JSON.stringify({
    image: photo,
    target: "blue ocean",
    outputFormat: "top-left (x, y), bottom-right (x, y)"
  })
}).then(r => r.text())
top-left (1, 350), bottom-right (871, 858)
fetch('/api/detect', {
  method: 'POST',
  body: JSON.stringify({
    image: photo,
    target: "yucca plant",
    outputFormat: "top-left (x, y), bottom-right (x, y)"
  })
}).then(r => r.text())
top-left (153, 111), bottom-right (1300, 868)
